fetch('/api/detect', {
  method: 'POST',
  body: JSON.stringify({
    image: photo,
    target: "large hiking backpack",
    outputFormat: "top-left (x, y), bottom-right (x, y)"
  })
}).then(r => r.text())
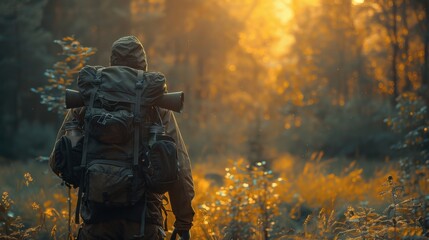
top-left (69, 65), bottom-right (179, 223)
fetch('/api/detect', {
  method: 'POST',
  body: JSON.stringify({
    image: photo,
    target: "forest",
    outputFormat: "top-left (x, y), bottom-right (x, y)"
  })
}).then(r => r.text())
top-left (0, 0), bottom-right (428, 239)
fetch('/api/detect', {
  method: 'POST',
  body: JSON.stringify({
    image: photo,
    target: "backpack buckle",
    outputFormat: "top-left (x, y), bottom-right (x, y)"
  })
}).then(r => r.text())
top-left (136, 81), bottom-right (144, 89)
top-left (97, 113), bottom-right (113, 125)
top-left (134, 115), bottom-right (142, 124)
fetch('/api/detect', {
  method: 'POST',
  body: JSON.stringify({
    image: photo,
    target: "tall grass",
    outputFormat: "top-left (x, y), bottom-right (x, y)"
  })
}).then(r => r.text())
top-left (1, 153), bottom-right (427, 239)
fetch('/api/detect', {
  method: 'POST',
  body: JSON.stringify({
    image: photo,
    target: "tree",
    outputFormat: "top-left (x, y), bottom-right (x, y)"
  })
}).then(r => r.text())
top-left (286, 0), bottom-right (363, 105)
top-left (364, 0), bottom-right (427, 102)
top-left (408, 0), bottom-right (429, 105)
top-left (42, 0), bottom-right (131, 65)
top-left (0, 0), bottom-right (53, 158)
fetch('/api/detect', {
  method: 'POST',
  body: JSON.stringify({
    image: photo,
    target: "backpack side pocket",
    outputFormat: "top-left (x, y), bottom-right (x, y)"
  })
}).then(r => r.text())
top-left (51, 136), bottom-right (83, 187)
top-left (145, 135), bottom-right (179, 194)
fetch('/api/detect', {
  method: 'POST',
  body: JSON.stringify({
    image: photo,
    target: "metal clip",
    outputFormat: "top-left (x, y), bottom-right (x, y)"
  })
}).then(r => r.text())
top-left (97, 113), bottom-right (113, 125)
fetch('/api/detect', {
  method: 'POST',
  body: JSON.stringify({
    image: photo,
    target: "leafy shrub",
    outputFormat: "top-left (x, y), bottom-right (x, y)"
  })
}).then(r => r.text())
top-left (198, 159), bottom-right (287, 239)
top-left (31, 36), bottom-right (96, 115)
top-left (386, 92), bottom-right (429, 235)
top-left (0, 162), bottom-right (78, 239)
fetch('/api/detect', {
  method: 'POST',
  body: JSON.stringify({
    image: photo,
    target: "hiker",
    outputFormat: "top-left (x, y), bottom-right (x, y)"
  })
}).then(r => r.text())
top-left (49, 36), bottom-right (195, 240)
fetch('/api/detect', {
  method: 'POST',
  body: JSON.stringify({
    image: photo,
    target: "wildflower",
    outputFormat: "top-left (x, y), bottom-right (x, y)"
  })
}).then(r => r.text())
top-left (2, 192), bottom-right (14, 211)
top-left (31, 202), bottom-right (40, 211)
top-left (71, 41), bottom-right (80, 49)
top-left (24, 172), bottom-right (34, 186)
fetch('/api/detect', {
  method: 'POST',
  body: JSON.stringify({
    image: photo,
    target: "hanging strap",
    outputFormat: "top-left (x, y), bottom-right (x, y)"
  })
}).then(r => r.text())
top-left (155, 107), bottom-right (165, 127)
top-left (75, 68), bottom-right (103, 224)
top-left (133, 195), bottom-right (148, 239)
top-left (67, 185), bottom-right (72, 239)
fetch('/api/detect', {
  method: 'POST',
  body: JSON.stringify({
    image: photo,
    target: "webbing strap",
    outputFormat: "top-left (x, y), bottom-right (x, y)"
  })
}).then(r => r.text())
top-left (133, 70), bottom-right (145, 167)
top-left (133, 71), bottom-right (146, 239)
top-left (75, 68), bottom-right (103, 224)
top-left (140, 195), bottom-right (148, 238)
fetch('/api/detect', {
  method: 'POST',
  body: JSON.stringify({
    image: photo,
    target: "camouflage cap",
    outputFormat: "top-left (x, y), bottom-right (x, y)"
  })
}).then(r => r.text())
top-left (110, 36), bottom-right (147, 71)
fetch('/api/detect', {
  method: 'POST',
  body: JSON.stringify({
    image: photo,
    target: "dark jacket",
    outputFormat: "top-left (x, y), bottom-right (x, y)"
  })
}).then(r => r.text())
top-left (49, 36), bottom-right (195, 230)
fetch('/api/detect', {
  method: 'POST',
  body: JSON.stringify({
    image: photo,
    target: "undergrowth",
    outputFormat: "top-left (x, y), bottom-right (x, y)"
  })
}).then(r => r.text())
top-left (1, 155), bottom-right (427, 239)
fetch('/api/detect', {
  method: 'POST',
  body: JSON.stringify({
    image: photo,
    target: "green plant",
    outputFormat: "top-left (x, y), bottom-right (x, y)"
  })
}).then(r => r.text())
top-left (0, 191), bottom-right (42, 239)
top-left (386, 92), bottom-right (429, 235)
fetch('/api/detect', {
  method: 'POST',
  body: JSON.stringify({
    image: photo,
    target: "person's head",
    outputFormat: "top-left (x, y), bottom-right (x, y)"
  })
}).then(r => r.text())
top-left (110, 36), bottom-right (147, 71)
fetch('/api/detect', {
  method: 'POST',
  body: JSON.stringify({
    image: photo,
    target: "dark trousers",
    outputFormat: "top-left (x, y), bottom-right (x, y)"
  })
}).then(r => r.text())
top-left (77, 220), bottom-right (166, 240)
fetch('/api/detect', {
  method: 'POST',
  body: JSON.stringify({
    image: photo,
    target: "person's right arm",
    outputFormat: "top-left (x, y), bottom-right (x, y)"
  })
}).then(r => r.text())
top-left (159, 109), bottom-right (195, 232)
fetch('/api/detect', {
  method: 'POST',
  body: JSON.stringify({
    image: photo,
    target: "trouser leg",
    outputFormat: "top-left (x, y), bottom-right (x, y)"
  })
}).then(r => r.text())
top-left (77, 221), bottom-right (121, 240)
top-left (77, 220), bottom-right (165, 240)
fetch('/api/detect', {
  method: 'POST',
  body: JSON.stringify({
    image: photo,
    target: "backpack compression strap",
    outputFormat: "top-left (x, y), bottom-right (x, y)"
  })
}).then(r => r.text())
top-left (134, 70), bottom-right (148, 239)
top-left (133, 70), bottom-right (145, 168)
top-left (131, 70), bottom-right (145, 205)
top-left (75, 68), bottom-right (103, 224)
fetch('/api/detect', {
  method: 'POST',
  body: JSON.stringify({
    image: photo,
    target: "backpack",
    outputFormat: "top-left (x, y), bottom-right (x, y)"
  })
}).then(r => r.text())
top-left (59, 65), bottom-right (180, 223)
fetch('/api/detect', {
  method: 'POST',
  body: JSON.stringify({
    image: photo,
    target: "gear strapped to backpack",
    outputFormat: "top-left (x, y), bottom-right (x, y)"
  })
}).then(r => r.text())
top-left (54, 65), bottom-right (181, 225)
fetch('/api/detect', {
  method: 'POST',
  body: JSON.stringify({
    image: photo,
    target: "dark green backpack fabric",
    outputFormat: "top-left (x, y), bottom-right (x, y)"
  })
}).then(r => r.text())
top-left (78, 65), bottom-right (165, 107)
top-left (77, 65), bottom-right (165, 209)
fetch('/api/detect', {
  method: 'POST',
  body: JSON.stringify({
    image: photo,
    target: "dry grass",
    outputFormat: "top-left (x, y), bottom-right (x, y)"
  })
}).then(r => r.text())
top-left (0, 155), bottom-right (428, 239)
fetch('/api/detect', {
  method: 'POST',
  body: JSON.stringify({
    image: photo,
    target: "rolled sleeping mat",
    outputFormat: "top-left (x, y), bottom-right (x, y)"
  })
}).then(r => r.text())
top-left (65, 89), bottom-right (184, 113)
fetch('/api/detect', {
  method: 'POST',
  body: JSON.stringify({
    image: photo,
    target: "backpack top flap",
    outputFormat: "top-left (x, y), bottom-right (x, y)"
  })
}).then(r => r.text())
top-left (77, 65), bottom-right (166, 106)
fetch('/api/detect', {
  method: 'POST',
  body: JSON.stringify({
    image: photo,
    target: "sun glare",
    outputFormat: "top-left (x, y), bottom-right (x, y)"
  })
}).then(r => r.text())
top-left (352, 0), bottom-right (365, 5)
top-left (273, 0), bottom-right (293, 24)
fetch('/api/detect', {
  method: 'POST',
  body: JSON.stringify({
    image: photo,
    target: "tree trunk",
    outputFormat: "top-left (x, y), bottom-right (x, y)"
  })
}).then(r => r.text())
top-left (392, 0), bottom-right (399, 102)
top-left (13, 2), bottom-right (21, 134)
top-left (401, 0), bottom-right (412, 91)
top-left (424, 0), bottom-right (429, 88)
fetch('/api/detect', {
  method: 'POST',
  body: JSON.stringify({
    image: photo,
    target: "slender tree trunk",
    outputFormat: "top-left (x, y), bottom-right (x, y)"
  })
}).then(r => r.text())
top-left (196, 55), bottom-right (207, 123)
top-left (13, 2), bottom-right (21, 131)
top-left (392, 0), bottom-right (399, 101)
top-left (424, 0), bottom-right (429, 88)
top-left (401, 0), bottom-right (412, 91)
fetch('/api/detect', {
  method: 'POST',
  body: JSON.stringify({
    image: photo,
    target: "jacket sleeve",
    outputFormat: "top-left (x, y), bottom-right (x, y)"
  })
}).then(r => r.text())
top-left (160, 109), bottom-right (195, 230)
